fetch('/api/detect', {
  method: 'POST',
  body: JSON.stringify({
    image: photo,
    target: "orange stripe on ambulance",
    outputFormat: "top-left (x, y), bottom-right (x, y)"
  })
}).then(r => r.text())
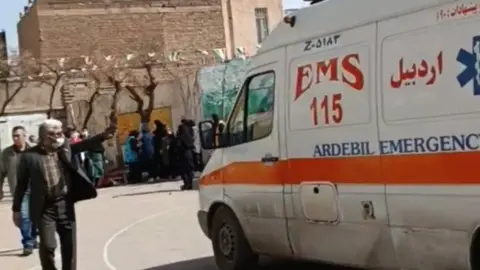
top-left (195, 1), bottom-right (480, 270)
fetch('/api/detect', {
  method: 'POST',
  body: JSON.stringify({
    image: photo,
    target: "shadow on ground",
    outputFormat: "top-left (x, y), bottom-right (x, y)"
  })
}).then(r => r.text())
top-left (0, 248), bottom-right (23, 257)
top-left (112, 189), bottom-right (185, 198)
top-left (141, 256), bottom-right (362, 270)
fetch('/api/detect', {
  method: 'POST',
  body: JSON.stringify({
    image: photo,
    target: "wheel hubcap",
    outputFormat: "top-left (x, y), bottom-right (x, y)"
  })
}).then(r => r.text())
top-left (218, 223), bottom-right (235, 258)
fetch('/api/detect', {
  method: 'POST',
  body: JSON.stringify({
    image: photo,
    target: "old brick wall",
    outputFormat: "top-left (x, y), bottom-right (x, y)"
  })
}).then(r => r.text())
top-left (0, 31), bottom-right (8, 78)
top-left (36, 0), bottom-right (222, 9)
top-left (37, 12), bottom-right (167, 58)
top-left (162, 10), bottom-right (225, 58)
top-left (0, 31), bottom-right (7, 62)
top-left (0, 65), bottom-right (201, 166)
top-left (17, 4), bottom-right (42, 58)
top-left (16, 0), bottom-right (227, 123)
top-left (0, 66), bottom-right (202, 131)
top-left (113, 67), bottom-right (201, 124)
top-left (69, 68), bottom-right (201, 167)
top-left (14, 0), bottom-right (219, 166)
top-left (0, 79), bottom-right (63, 114)
top-left (19, 0), bottom-right (225, 59)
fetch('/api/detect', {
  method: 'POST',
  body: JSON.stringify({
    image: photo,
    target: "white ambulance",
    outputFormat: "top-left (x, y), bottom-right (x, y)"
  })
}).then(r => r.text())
top-left (196, 0), bottom-right (480, 269)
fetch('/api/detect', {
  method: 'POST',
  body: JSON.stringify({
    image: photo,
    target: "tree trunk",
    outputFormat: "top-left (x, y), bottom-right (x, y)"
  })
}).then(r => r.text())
top-left (0, 82), bottom-right (25, 115)
top-left (47, 75), bottom-right (63, 119)
top-left (82, 91), bottom-right (100, 130)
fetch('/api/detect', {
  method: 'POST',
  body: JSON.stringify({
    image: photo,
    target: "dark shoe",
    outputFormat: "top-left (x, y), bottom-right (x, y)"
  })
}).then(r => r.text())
top-left (181, 184), bottom-right (193, 191)
top-left (33, 241), bottom-right (38, 249)
top-left (21, 248), bottom-right (33, 257)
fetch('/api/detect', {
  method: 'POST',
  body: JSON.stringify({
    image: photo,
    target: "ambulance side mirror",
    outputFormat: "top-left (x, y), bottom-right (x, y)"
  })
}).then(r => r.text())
top-left (199, 120), bottom-right (226, 150)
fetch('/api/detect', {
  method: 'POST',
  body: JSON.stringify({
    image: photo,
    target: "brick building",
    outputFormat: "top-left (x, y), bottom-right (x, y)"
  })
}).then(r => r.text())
top-left (6, 0), bottom-right (283, 165)
top-left (17, 0), bottom-right (283, 60)
top-left (0, 30), bottom-right (7, 62)
top-left (14, 0), bottom-right (284, 129)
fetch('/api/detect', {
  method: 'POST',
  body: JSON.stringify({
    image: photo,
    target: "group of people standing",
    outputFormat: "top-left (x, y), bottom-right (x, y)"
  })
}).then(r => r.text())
top-left (64, 127), bottom-right (106, 187)
top-left (0, 126), bottom-right (68, 258)
top-left (123, 117), bottom-right (203, 190)
top-left (0, 116), bottom-right (205, 270)
top-left (0, 119), bottom-right (115, 270)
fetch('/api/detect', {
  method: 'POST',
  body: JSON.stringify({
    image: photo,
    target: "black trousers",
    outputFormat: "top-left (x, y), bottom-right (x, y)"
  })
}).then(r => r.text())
top-left (36, 196), bottom-right (76, 270)
top-left (155, 155), bottom-right (170, 179)
top-left (127, 162), bottom-right (142, 184)
top-left (193, 152), bottom-right (204, 172)
top-left (179, 150), bottom-right (194, 188)
top-left (143, 157), bottom-right (157, 179)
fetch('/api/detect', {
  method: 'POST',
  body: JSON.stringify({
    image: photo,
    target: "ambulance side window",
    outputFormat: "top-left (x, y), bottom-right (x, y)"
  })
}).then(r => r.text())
top-left (228, 71), bottom-right (275, 146)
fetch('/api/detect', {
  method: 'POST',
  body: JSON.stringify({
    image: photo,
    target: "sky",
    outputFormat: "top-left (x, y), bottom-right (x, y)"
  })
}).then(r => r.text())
top-left (0, 0), bottom-right (308, 52)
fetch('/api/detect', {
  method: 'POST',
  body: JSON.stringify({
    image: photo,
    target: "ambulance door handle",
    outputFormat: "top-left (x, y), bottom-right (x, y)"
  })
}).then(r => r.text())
top-left (261, 154), bottom-right (279, 163)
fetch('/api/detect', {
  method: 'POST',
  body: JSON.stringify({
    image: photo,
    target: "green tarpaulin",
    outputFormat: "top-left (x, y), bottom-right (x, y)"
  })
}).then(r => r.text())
top-left (198, 59), bottom-right (274, 120)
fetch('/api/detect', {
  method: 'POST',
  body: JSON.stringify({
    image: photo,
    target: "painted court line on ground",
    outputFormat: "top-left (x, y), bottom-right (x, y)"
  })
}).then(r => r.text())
top-left (102, 206), bottom-right (184, 270)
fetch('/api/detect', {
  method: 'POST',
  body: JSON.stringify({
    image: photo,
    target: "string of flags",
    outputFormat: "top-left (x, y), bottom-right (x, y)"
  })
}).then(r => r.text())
top-left (3, 46), bottom-right (252, 79)
top-left (212, 47), bottom-right (249, 62)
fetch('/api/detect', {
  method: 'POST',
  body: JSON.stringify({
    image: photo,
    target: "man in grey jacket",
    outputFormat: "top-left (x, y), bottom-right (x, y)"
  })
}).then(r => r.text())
top-left (0, 126), bottom-right (37, 256)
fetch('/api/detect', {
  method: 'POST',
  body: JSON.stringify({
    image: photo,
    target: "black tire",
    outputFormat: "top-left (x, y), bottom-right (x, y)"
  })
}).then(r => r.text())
top-left (211, 206), bottom-right (259, 270)
top-left (471, 233), bottom-right (480, 270)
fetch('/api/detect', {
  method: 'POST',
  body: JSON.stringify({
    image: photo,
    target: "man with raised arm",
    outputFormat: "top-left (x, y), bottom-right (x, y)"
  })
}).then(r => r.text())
top-left (12, 119), bottom-right (115, 270)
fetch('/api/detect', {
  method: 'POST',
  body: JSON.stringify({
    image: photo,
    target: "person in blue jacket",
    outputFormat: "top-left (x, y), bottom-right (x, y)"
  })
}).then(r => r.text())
top-left (140, 124), bottom-right (155, 181)
top-left (124, 130), bottom-right (141, 183)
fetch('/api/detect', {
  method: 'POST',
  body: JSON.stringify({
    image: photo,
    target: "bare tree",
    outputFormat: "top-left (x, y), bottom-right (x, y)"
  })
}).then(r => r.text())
top-left (129, 49), bottom-right (213, 123)
top-left (123, 50), bottom-right (163, 125)
top-left (109, 80), bottom-right (122, 127)
top-left (32, 56), bottom-right (80, 118)
top-left (121, 46), bottom-right (207, 125)
top-left (0, 56), bottom-right (31, 115)
top-left (81, 77), bottom-right (101, 130)
top-left (165, 67), bottom-right (201, 120)
top-left (161, 50), bottom-right (213, 120)
top-left (83, 47), bottom-right (212, 129)
top-left (83, 52), bottom-right (131, 128)
top-left (0, 54), bottom-right (89, 120)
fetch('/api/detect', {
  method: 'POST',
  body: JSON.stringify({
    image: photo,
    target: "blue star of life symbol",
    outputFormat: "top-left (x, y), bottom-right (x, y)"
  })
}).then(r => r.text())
top-left (457, 35), bottom-right (480, 95)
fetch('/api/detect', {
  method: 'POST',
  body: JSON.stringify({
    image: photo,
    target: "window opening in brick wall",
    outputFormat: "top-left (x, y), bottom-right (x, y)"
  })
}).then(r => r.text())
top-left (255, 8), bottom-right (269, 44)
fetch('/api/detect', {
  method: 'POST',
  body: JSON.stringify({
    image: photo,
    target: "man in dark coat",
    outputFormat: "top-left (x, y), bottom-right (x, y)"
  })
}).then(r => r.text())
top-left (166, 128), bottom-right (179, 179)
top-left (153, 120), bottom-right (170, 179)
top-left (177, 119), bottom-right (195, 190)
top-left (1, 126), bottom-right (37, 256)
top-left (12, 118), bottom-right (115, 270)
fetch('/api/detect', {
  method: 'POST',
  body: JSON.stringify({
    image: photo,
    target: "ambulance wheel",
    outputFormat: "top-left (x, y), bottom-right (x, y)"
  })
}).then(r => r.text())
top-left (211, 206), bottom-right (259, 270)
top-left (471, 229), bottom-right (480, 270)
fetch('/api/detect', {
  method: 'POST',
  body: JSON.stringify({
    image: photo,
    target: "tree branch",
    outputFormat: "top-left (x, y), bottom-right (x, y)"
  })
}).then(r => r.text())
top-left (47, 74), bottom-right (65, 118)
top-left (37, 60), bottom-right (57, 74)
top-left (190, 70), bottom-right (200, 118)
top-left (109, 82), bottom-right (122, 125)
top-left (125, 85), bottom-right (144, 115)
top-left (0, 81), bottom-right (25, 115)
top-left (160, 64), bottom-right (189, 111)
top-left (82, 89), bottom-right (100, 130)
top-left (145, 64), bottom-right (156, 86)
top-left (143, 63), bottom-right (157, 121)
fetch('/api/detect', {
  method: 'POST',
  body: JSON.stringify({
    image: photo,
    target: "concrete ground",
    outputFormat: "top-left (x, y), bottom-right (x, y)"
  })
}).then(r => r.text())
top-left (0, 181), bottom-right (359, 270)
